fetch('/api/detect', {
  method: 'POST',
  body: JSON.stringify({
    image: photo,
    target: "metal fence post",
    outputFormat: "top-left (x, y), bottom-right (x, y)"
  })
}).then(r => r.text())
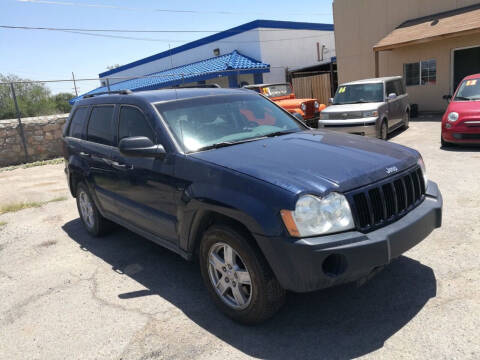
top-left (106, 78), bottom-right (111, 93)
top-left (10, 83), bottom-right (29, 163)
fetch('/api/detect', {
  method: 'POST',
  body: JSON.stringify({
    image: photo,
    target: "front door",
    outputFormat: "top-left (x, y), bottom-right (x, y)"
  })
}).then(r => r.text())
top-left (110, 105), bottom-right (179, 243)
top-left (385, 81), bottom-right (402, 127)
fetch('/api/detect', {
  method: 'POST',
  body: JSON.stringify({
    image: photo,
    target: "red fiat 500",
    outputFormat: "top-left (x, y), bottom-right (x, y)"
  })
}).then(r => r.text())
top-left (442, 74), bottom-right (480, 146)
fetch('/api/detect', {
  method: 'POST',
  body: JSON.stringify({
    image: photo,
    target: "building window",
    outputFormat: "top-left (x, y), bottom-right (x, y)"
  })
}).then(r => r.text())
top-left (421, 59), bottom-right (436, 85)
top-left (404, 60), bottom-right (436, 86)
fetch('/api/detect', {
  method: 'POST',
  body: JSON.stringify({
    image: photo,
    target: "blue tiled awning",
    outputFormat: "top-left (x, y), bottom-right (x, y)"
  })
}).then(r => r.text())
top-left (70, 50), bottom-right (269, 104)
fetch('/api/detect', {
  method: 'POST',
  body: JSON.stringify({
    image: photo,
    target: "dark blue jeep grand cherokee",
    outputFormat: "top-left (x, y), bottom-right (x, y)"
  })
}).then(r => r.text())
top-left (63, 88), bottom-right (442, 324)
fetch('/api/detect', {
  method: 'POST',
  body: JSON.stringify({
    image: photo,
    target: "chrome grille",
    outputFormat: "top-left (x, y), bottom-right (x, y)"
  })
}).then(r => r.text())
top-left (347, 166), bottom-right (426, 232)
top-left (327, 112), bottom-right (363, 120)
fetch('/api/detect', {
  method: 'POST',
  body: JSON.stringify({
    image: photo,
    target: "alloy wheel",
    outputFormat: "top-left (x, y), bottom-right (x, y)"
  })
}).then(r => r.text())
top-left (207, 242), bottom-right (252, 310)
top-left (78, 190), bottom-right (95, 229)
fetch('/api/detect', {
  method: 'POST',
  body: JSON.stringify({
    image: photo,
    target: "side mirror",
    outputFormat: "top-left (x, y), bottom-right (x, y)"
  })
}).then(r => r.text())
top-left (443, 94), bottom-right (452, 101)
top-left (328, 98), bottom-right (334, 104)
top-left (292, 112), bottom-right (304, 121)
top-left (292, 112), bottom-right (308, 127)
top-left (387, 93), bottom-right (397, 101)
top-left (119, 136), bottom-right (166, 158)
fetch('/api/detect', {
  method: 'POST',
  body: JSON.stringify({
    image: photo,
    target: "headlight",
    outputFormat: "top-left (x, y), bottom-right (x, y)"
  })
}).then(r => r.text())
top-left (314, 101), bottom-right (320, 109)
top-left (417, 157), bottom-right (428, 188)
top-left (300, 103), bottom-right (307, 111)
top-left (363, 110), bottom-right (379, 118)
top-left (281, 193), bottom-right (354, 237)
top-left (320, 112), bottom-right (329, 120)
top-left (447, 112), bottom-right (459, 122)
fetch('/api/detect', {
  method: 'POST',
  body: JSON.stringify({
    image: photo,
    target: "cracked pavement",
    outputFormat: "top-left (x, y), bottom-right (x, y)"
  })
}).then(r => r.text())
top-left (0, 121), bottom-right (479, 359)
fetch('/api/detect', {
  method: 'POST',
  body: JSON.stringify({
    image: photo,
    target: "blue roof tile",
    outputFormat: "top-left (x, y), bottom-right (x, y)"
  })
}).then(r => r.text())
top-left (70, 50), bottom-right (269, 104)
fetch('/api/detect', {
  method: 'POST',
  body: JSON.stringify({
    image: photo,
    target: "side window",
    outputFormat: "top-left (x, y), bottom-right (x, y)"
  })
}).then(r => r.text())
top-left (386, 81), bottom-right (396, 96)
top-left (68, 107), bottom-right (88, 139)
top-left (118, 106), bottom-right (155, 143)
top-left (87, 105), bottom-right (115, 146)
top-left (394, 80), bottom-right (405, 95)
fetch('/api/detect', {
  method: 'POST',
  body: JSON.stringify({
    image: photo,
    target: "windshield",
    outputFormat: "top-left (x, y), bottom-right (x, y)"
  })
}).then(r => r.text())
top-left (454, 79), bottom-right (480, 101)
top-left (261, 84), bottom-right (293, 98)
top-left (155, 94), bottom-right (304, 152)
top-left (333, 83), bottom-right (384, 105)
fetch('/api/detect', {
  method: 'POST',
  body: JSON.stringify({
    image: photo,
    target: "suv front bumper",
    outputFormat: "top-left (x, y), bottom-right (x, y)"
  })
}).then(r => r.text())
top-left (255, 181), bottom-right (442, 293)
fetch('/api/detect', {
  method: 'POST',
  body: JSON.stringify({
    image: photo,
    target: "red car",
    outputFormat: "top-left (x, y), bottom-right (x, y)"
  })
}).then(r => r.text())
top-left (442, 74), bottom-right (480, 147)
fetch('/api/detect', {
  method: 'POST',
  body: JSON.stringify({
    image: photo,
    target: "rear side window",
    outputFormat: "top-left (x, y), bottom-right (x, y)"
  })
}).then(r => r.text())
top-left (394, 80), bottom-right (405, 95)
top-left (68, 107), bottom-right (88, 138)
top-left (118, 106), bottom-right (155, 142)
top-left (87, 106), bottom-right (115, 146)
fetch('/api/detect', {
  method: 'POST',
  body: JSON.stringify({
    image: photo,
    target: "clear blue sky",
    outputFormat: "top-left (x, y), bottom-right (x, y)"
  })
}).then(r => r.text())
top-left (0, 0), bottom-right (333, 94)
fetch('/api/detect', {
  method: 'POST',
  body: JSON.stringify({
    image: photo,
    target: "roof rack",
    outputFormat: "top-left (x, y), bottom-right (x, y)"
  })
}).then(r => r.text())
top-left (173, 84), bottom-right (221, 89)
top-left (83, 89), bottom-right (132, 99)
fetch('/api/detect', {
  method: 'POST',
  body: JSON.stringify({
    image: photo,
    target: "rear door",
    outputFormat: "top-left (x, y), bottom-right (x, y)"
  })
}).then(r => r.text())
top-left (83, 104), bottom-right (117, 215)
top-left (109, 104), bottom-right (179, 242)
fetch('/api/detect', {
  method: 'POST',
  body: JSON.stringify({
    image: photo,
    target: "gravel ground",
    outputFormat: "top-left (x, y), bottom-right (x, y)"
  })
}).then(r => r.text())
top-left (0, 121), bottom-right (479, 360)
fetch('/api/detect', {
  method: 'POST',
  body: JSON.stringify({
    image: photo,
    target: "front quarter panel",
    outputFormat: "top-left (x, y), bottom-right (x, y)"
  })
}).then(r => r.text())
top-left (175, 155), bottom-right (295, 251)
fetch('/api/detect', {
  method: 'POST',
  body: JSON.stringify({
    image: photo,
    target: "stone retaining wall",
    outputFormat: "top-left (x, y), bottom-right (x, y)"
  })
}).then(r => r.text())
top-left (0, 114), bottom-right (69, 167)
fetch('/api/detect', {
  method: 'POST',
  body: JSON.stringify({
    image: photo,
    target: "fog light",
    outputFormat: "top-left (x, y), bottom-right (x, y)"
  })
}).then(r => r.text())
top-left (445, 123), bottom-right (452, 129)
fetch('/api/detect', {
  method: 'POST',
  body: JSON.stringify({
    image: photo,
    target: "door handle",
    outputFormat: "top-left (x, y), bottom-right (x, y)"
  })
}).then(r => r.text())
top-left (79, 152), bottom-right (91, 157)
top-left (111, 161), bottom-right (133, 170)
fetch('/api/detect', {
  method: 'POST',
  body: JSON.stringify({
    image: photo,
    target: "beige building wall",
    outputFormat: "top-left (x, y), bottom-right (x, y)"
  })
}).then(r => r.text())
top-left (333, 0), bottom-right (480, 111)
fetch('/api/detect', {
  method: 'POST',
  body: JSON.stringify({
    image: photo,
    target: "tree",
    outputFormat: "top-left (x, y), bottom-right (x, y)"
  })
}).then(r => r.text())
top-left (53, 93), bottom-right (74, 114)
top-left (0, 74), bottom-right (74, 120)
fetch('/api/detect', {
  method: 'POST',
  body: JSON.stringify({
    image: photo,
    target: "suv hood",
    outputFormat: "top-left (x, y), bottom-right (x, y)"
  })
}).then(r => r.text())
top-left (324, 102), bottom-right (383, 112)
top-left (191, 130), bottom-right (419, 195)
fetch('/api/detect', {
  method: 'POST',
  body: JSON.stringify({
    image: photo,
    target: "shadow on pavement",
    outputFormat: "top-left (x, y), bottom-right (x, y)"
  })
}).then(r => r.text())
top-left (440, 144), bottom-right (480, 152)
top-left (62, 218), bottom-right (437, 360)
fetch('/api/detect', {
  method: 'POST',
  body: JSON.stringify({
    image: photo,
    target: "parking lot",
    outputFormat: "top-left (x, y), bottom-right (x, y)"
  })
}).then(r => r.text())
top-left (0, 120), bottom-right (479, 360)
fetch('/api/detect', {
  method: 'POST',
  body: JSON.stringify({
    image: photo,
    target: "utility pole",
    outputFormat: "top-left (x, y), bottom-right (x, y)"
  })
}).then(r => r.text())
top-left (72, 72), bottom-right (78, 96)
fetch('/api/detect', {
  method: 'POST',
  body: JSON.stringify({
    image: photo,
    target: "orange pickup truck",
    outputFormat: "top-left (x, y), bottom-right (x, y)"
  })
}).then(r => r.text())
top-left (244, 83), bottom-right (326, 127)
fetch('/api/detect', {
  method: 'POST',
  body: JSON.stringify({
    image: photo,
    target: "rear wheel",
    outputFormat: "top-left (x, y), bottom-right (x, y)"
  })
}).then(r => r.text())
top-left (199, 225), bottom-right (285, 324)
top-left (76, 183), bottom-right (113, 237)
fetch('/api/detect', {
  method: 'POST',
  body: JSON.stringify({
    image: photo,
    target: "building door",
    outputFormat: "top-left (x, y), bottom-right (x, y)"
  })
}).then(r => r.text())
top-left (453, 46), bottom-right (480, 91)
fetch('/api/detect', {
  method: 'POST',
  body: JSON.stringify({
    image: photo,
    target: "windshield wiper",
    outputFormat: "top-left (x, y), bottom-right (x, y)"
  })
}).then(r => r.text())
top-left (194, 130), bottom-right (298, 152)
top-left (195, 141), bottom-right (240, 151)
top-left (195, 137), bottom-right (266, 152)
top-left (455, 96), bottom-right (473, 101)
top-left (264, 130), bottom-right (298, 137)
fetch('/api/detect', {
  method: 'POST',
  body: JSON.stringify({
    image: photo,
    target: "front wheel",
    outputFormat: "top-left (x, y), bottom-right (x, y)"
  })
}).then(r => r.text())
top-left (441, 135), bottom-right (452, 148)
top-left (378, 120), bottom-right (388, 140)
top-left (199, 225), bottom-right (285, 324)
top-left (403, 111), bottom-right (410, 129)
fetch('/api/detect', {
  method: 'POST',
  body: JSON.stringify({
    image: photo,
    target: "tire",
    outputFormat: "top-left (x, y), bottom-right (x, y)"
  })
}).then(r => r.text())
top-left (403, 111), bottom-right (410, 129)
top-left (199, 225), bottom-right (285, 324)
top-left (441, 135), bottom-right (452, 148)
top-left (76, 182), bottom-right (113, 237)
top-left (378, 119), bottom-right (388, 140)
